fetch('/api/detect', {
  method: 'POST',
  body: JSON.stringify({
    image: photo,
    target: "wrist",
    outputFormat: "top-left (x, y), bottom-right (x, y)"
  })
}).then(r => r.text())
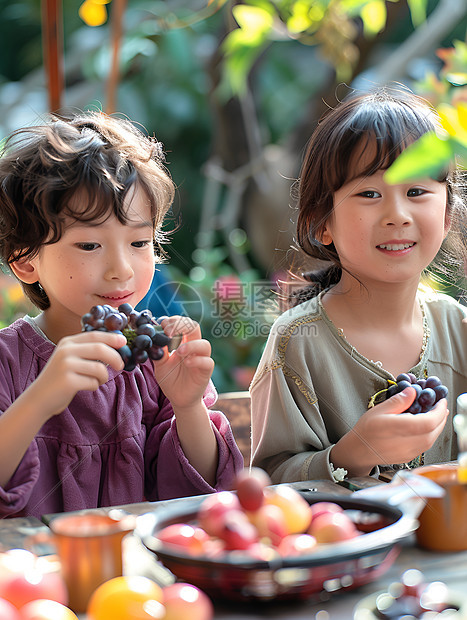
top-left (331, 436), bottom-right (374, 478)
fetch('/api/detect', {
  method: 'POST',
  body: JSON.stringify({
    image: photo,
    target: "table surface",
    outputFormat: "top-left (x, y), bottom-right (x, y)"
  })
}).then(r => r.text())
top-left (1, 477), bottom-right (466, 620)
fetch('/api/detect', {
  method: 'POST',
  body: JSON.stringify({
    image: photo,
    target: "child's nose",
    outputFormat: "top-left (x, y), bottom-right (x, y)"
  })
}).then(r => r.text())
top-left (381, 195), bottom-right (412, 226)
top-left (105, 250), bottom-right (134, 280)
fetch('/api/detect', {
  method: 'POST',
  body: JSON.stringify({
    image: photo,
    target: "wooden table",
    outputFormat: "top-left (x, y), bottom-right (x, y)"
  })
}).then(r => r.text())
top-left (1, 478), bottom-right (466, 619)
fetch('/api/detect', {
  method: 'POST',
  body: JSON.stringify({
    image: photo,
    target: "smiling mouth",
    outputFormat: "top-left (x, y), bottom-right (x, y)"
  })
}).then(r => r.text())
top-left (377, 242), bottom-right (416, 251)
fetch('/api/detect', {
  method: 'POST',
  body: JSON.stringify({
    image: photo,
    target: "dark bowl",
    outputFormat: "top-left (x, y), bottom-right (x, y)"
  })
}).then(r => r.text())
top-left (136, 490), bottom-right (417, 602)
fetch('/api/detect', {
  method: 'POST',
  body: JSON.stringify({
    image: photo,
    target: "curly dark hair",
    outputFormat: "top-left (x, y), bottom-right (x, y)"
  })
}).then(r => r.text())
top-left (291, 86), bottom-right (466, 305)
top-left (0, 111), bottom-right (175, 309)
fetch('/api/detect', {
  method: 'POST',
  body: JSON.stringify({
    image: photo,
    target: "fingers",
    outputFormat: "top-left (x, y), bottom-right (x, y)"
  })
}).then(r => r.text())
top-left (159, 316), bottom-right (201, 342)
top-left (376, 386), bottom-right (417, 414)
top-left (56, 332), bottom-right (126, 371)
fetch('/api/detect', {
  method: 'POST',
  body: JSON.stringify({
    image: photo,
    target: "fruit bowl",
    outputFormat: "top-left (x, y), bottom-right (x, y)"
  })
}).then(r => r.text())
top-left (136, 491), bottom-right (417, 602)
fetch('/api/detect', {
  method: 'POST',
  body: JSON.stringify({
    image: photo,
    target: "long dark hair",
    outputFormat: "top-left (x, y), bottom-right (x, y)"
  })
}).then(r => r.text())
top-left (291, 86), bottom-right (466, 305)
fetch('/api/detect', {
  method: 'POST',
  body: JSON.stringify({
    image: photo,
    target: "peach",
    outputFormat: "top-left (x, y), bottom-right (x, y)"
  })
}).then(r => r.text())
top-left (163, 583), bottom-right (213, 620)
top-left (156, 523), bottom-right (210, 555)
top-left (217, 510), bottom-right (258, 550)
top-left (310, 501), bottom-right (344, 520)
top-left (264, 486), bottom-right (313, 535)
top-left (197, 491), bottom-right (241, 537)
top-left (277, 534), bottom-right (318, 557)
top-left (249, 503), bottom-right (288, 546)
top-left (308, 510), bottom-right (359, 543)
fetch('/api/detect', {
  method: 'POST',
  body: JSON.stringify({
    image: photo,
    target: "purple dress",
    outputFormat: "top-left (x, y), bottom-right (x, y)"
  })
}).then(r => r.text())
top-left (0, 319), bottom-right (244, 519)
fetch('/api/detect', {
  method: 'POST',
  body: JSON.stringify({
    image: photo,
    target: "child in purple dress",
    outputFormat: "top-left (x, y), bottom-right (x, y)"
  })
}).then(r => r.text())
top-left (0, 112), bottom-right (243, 519)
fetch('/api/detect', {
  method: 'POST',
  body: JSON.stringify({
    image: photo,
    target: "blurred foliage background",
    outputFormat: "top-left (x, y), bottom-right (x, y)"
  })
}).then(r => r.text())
top-left (0, 0), bottom-right (466, 391)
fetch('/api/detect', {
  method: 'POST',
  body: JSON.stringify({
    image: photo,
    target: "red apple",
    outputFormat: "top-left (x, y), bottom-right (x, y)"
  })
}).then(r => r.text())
top-left (197, 491), bottom-right (241, 537)
top-left (156, 523), bottom-right (210, 555)
top-left (235, 467), bottom-right (271, 512)
top-left (308, 511), bottom-right (359, 543)
top-left (163, 583), bottom-right (213, 620)
top-left (19, 599), bottom-right (78, 620)
top-left (0, 597), bottom-right (22, 620)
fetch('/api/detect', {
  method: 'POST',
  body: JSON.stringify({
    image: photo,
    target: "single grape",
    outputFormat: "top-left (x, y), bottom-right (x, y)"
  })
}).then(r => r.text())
top-left (418, 388), bottom-right (436, 412)
top-left (407, 400), bottom-right (423, 414)
top-left (136, 324), bottom-right (156, 339)
top-left (81, 313), bottom-right (94, 328)
top-left (152, 331), bottom-right (172, 348)
top-left (386, 384), bottom-right (398, 398)
top-left (133, 334), bottom-right (152, 350)
top-left (104, 313), bottom-right (126, 331)
top-left (416, 379), bottom-right (426, 389)
top-left (396, 373), bottom-right (411, 383)
top-left (149, 345), bottom-right (164, 360)
top-left (136, 311), bottom-right (152, 326)
top-left (407, 372), bottom-right (417, 384)
top-left (90, 305), bottom-right (105, 319)
top-left (425, 376), bottom-right (441, 389)
top-left (396, 380), bottom-right (412, 393)
top-left (133, 349), bottom-right (149, 364)
top-left (433, 384), bottom-right (448, 402)
top-left (118, 345), bottom-right (133, 366)
top-left (118, 303), bottom-right (133, 316)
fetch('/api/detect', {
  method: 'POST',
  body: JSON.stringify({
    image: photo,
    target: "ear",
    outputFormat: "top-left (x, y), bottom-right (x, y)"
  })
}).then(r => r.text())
top-left (319, 225), bottom-right (333, 246)
top-left (9, 256), bottom-right (39, 284)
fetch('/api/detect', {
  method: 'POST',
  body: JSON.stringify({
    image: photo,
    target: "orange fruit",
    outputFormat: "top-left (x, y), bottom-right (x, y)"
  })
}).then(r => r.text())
top-left (87, 576), bottom-right (164, 620)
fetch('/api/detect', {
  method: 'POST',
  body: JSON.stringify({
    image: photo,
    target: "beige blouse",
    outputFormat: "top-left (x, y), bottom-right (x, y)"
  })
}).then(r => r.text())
top-left (250, 289), bottom-right (467, 484)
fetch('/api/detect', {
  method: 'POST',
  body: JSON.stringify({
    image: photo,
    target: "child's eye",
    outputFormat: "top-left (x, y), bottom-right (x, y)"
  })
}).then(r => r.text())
top-left (76, 243), bottom-right (99, 251)
top-left (131, 240), bottom-right (152, 248)
top-left (407, 187), bottom-right (425, 197)
top-left (358, 190), bottom-right (381, 198)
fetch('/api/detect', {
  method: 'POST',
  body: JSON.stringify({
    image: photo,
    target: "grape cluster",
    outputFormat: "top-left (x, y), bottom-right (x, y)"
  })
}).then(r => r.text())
top-left (385, 373), bottom-right (448, 414)
top-left (81, 303), bottom-right (172, 371)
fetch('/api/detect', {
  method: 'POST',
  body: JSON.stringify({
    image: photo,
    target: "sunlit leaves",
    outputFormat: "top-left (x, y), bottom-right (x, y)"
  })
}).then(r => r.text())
top-left (438, 102), bottom-right (467, 147)
top-left (360, 0), bottom-right (386, 36)
top-left (79, 0), bottom-right (111, 27)
top-left (222, 5), bottom-right (274, 94)
top-left (384, 131), bottom-right (454, 184)
top-left (406, 0), bottom-right (426, 27)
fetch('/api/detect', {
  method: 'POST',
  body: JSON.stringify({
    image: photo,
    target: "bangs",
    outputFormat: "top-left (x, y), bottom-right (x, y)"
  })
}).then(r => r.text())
top-left (323, 95), bottom-right (444, 191)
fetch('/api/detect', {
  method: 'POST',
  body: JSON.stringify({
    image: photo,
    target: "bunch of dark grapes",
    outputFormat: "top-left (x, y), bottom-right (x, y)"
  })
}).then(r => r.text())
top-left (385, 373), bottom-right (448, 414)
top-left (81, 303), bottom-right (172, 371)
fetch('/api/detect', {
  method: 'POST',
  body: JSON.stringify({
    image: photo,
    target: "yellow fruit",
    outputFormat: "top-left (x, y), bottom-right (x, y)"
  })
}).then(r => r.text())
top-left (264, 486), bottom-right (313, 535)
top-left (87, 576), bottom-right (164, 620)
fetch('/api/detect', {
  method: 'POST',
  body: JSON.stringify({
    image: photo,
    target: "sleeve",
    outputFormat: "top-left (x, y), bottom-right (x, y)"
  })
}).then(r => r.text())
top-left (144, 380), bottom-right (244, 501)
top-left (0, 329), bottom-right (42, 517)
top-left (0, 443), bottom-right (41, 517)
top-left (250, 328), bottom-right (339, 484)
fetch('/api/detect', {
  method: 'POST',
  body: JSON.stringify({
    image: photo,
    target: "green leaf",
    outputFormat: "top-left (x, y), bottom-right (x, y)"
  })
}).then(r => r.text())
top-left (360, 0), bottom-right (386, 36)
top-left (231, 5), bottom-right (274, 41)
top-left (406, 0), bottom-right (427, 27)
top-left (384, 132), bottom-right (453, 184)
